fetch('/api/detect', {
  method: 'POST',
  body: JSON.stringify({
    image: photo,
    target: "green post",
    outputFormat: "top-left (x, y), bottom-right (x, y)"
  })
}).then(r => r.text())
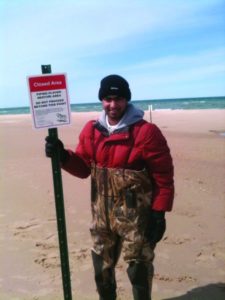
top-left (42, 64), bottom-right (72, 300)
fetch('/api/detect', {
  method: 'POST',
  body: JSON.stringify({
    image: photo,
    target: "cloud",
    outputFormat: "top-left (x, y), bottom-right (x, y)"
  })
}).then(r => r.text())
top-left (123, 47), bottom-right (225, 71)
top-left (121, 47), bottom-right (225, 99)
top-left (2, 0), bottom-right (223, 59)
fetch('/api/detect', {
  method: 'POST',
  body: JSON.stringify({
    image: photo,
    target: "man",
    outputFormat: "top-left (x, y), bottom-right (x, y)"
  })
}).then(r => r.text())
top-left (45, 74), bottom-right (174, 300)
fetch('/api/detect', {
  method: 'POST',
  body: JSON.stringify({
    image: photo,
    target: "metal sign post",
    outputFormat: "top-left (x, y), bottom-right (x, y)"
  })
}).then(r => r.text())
top-left (42, 65), bottom-right (72, 300)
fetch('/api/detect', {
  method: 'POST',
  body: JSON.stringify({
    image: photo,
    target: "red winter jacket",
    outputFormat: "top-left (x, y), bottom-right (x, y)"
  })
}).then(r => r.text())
top-left (62, 118), bottom-right (174, 212)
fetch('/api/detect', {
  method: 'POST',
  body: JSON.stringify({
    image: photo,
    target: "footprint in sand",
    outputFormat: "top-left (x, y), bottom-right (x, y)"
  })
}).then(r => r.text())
top-left (35, 241), bottom-right (58, 250)
top-left (34, 252), bottom-right (60, 269)
top-left (196, 244), bottom-right (225, 262)
top-left (34, 243), bottom-right (90, 271)
top-left (71, 247), bottom-right (89, 261)
top-left (12, 218), bottom-right (57, 239)
top-left (163, 235), bottom-right (192, 245)
top-left (154, 273), bottom-right (196, 282)
top-left (13, 221), bottom-right (42, 238)
top-left (177, 210), bottom-right (197, 218)
top-left (177, 275), bottom-right (197, 282)
top-left (154, 273), bottom-right (173, 282)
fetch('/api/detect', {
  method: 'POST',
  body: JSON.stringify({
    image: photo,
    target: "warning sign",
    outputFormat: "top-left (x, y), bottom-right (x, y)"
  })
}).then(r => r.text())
top-left (27, 74), bottom-right (71, 129)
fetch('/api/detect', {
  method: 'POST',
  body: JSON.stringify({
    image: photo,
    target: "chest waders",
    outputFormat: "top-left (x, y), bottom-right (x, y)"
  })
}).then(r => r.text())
top-left (90, 165), bottom-right (155, 300)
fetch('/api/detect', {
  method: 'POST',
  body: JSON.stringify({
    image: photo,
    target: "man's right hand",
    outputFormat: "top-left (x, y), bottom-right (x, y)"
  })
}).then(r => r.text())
top-left (45, 136), bottom-right (69, 163)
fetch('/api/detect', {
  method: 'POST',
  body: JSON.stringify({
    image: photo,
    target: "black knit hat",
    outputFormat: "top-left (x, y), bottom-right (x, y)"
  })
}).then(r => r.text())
top-left (98, 74), bottom-right (131, 101)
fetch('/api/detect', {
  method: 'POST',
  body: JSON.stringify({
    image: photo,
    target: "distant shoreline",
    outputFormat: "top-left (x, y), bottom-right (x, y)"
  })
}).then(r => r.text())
top-left (0, 108), bottom-right (225, 120)
top-left (1, 96), bottom-right (225, 115)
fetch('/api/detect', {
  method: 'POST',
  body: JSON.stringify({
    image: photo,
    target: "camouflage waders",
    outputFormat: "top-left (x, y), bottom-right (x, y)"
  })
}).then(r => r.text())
top-left (90, 165), bottom-right (155, 300)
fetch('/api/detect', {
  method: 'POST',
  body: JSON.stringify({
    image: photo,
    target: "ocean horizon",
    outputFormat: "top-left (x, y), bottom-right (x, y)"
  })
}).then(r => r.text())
top-left (0, 96), bottom-right (225, 115)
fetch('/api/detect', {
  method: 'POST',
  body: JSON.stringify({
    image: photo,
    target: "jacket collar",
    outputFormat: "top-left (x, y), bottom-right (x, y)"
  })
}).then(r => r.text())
top-left (94, 121), bottom-right (129, 137)
top-left (97, 103), bottom-right (144, 135)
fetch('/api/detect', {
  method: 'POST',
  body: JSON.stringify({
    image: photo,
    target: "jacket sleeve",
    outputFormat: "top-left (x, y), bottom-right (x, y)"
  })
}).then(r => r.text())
top-left (61, 121), bottom-right (93, 178)
top-left (142, 124), bottom-right (174, 211)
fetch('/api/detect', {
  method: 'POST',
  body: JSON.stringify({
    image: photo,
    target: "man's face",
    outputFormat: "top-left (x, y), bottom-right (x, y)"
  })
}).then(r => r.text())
top-left (102, 95), bottom-right (128, 125)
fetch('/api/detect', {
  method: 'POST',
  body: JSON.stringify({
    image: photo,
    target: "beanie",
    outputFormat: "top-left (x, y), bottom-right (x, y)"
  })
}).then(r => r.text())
top-left (98, 74), bottom-right (131, 101)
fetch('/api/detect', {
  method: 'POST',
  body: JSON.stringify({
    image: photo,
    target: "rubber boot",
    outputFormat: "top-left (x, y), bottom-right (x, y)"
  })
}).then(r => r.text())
top-left (127, 261), bottom-right (151, 300)
top-left (91, 250), bottom-right (117, 300)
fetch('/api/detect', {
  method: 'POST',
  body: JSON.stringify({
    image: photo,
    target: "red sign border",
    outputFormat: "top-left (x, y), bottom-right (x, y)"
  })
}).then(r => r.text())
top-left (27, 73), bottom-right (71, 129)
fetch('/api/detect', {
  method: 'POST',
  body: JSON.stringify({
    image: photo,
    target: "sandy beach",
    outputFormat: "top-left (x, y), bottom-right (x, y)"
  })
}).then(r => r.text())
top-left (1, 109), bottom-right (225, 300)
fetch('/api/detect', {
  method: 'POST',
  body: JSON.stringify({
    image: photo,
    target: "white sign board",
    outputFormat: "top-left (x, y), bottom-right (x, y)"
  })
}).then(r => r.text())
top-left (27, 74), bottom-right (71, 129)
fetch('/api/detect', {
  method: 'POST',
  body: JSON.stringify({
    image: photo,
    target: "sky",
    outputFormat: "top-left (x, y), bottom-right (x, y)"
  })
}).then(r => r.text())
top-left (0, 0), bottom-right (225, 108)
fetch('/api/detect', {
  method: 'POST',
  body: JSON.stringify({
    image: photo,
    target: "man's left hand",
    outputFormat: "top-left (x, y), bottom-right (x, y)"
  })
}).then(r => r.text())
top-left (146, 210), bottom-right (166, 244)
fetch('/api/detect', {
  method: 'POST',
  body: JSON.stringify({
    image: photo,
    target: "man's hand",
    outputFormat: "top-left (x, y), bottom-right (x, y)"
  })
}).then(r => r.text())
top-left (146, 210), bottom-right (166, 245)
top-left (45, 136), bottom-right (69, 163)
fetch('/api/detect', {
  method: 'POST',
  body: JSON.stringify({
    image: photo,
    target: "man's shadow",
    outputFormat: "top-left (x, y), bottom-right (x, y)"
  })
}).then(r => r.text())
top-left (162, 283), bottom-right (225, 300)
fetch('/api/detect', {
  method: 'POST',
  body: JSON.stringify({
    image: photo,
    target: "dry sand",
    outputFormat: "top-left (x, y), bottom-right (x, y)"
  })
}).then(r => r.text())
top-left (0, 109), bottom-right (225, 300)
